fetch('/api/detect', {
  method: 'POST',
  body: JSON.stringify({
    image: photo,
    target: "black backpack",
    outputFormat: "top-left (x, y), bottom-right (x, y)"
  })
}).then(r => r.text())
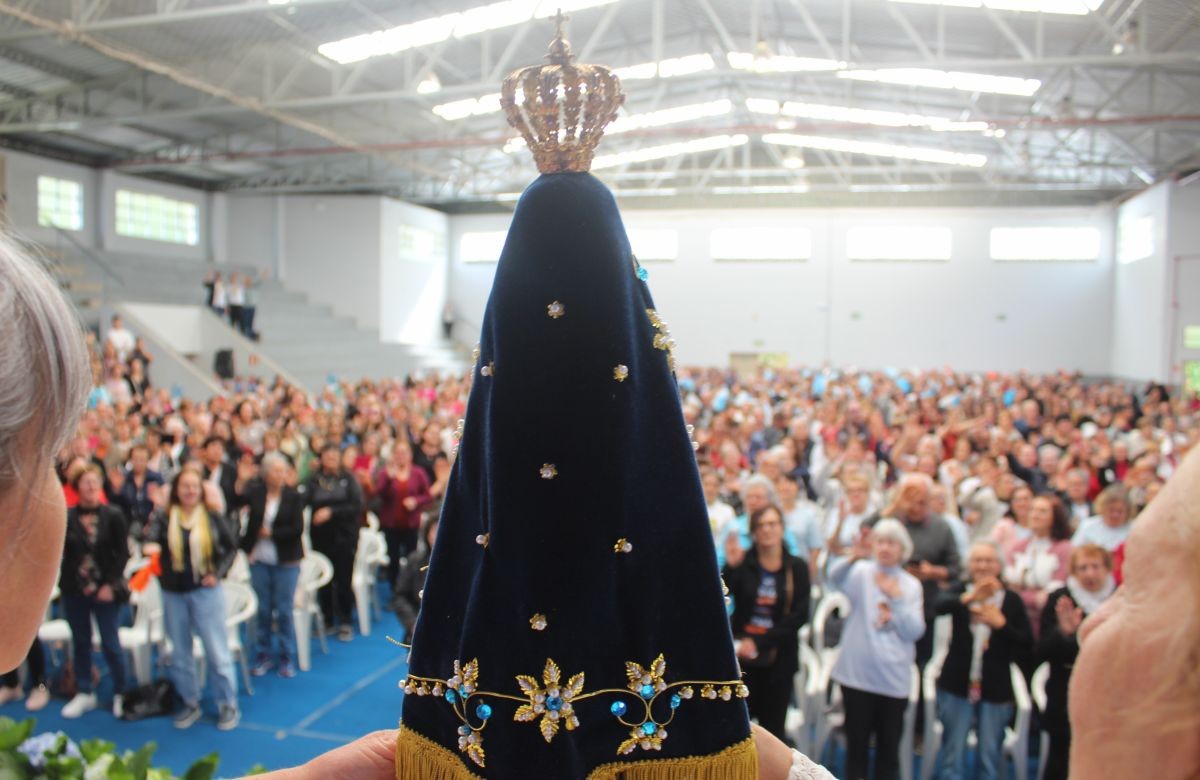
top-left (119, 679), bottom-right (180, 721)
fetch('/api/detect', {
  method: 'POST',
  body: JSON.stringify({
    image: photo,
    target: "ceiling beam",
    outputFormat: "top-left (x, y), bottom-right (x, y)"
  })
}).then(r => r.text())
top-left (0, 0), bottom-right (346, 44)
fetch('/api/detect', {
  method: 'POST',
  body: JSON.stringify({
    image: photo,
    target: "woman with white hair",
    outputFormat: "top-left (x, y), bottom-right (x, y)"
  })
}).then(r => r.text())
top-left (0, 237), bottom-right (89, 675)
top-left (233, 452), bottom-right (306, 678)
top-left (931, 540), bottom-right (1032, 780)
top-left (828, 519), bottom-right (925, 780)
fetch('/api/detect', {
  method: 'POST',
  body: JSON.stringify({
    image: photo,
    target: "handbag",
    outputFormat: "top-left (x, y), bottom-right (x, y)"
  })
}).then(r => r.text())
top-left (119, 679), bottom-right (180, 721)
top-left (738, 563), bottom-right (794, 669)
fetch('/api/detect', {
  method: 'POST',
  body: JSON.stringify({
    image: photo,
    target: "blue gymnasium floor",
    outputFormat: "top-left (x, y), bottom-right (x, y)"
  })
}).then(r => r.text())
top-left (1, 585), bottom-right (410, 777)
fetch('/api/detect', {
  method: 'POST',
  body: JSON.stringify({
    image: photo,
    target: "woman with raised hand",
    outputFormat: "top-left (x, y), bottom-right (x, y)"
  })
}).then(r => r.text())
top-left (828, 520), bottom-right (925, 780)
top-left (143, 466), bottom-right (240, 730)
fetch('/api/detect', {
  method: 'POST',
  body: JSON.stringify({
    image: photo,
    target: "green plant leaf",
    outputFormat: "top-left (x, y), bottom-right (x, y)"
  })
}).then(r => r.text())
top-left (127, 743), bottom-right (157, 780)
top-left (182, 753), bottom-right (219, 780)
top-left (80, 738), bottom-right (117, 764)
top-left (0, 717), bottom-right (34, 751)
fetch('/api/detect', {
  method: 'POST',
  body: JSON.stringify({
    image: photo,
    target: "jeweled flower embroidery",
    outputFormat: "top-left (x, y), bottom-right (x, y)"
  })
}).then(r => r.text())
top-left (514, 659), bottom-right (585, 743)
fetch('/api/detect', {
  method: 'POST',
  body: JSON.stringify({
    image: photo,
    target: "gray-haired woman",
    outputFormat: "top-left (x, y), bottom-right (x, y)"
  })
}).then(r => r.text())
top-left (828, 519), bottom-right (926, 780)
top-left (233, 452), bottom-right (306, 678)
top-left (0, 236), bottom-right (89, 674)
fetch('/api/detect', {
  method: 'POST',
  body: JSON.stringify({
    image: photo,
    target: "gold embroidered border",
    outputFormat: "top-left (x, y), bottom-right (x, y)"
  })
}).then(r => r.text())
top-left (395, 726), bottom-right (758, 780)
top-left (401, 654), bottom-right (749, 769)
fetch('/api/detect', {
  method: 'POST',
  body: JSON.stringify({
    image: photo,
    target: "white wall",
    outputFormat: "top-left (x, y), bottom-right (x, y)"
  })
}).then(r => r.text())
top-left (1, 149), bottom-right (100, 247)
top-left (98, 170), bottom-right (208, 262)
top-left (280, 195), bottom-right (382, 332)
top-left (221, 194), bottom-right (279, 274)
top-left (448, 204), bottom-right (1114, 374)
top-left (1166, 180), bottom-right (1200, 386)
top-left (1111, 183), bottom-right (1172, 382)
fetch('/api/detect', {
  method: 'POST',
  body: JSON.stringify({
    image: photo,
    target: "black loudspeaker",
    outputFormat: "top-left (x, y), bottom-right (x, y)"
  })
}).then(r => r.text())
top-left (213, 348), bottom-right (235, 379)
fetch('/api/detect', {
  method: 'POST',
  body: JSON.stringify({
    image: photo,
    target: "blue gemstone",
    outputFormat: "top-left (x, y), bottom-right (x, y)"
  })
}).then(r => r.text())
top-left (670, 694), bottom-right (681, 710)
top-left (637, 267), bottom-right (649, 282)
top-left (611, 701), bottom-right (627, 717)
top-left (641, 721), bottom-right (657, 736)
top-left (459, 725), bottom-right (471, 736)
top-left (445, 689), bottom-right (457, 703)
top-left (640, 684), bottom-right (654, 699)
top-left (459, 686), bottom-right (468, 697)
top-left (546, 696), bottom-right (563, 712)
top-left (476, 702), bottom-right (492, 720)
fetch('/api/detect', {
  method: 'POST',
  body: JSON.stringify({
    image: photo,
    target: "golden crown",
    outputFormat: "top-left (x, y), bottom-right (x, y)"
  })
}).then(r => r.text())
top-left (501, 11), bottom-right (625, 174)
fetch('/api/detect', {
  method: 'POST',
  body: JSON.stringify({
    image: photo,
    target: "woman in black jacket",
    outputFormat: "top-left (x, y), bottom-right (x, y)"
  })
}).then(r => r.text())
top-left (143, 465), bottom-right (240, 731)
top-left (233, 453), bottom-right (306, 678)
top-left (59, 465), bottom-right (130, 720)
top-left (722, 504), bottom-right (811, 741)
top-left (303, 444), bottom-right (363, 642)
top-left (1036, 544), bottom-right (1116, 780)
top-left (932, 540), bottom-right (1033, 780)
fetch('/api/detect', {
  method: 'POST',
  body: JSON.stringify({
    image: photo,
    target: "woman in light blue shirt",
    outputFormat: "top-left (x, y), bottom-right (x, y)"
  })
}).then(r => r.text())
top-left (829, 519), bottom-right (925, 780)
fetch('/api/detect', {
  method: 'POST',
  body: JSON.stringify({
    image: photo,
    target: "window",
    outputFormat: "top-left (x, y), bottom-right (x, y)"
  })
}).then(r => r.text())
top-left (627, 228), bottom-right (678, 261)
top-left (398, 225), bottom-right (446, 263)
top-left (115, 189), bottom-right (199, 246)
top-left (847, 226), bottom-right (951, 261)
top-left (990, 226), bottom-right (1100, 261)
top-left (710, 227), bottom-right (811, 261)
top-left (37, 176), bottom-right (84, 231)
top-left (1185, 326), bottom-right (1200, 350)
top-left (1117, 215), bottom-right (1153, 264)
top-left (459, 231), bottom-right (507, 263)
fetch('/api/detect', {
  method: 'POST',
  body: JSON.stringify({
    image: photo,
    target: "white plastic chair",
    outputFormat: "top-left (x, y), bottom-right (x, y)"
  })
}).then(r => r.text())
top-left (225, 551), bottom-right (252, 585)
top-left (293, 551), bottom-right (333, 671)
top-left (352, 530), bottom-right (388, 636)
top-left (898, 664), bottom-right (921, 780)
top-left (812, 647), bottom-right (845, 765)
top-left (786, 640), bottom-right (825, 755)
top-left (1031, 663), bottom-right (1051, 780)
top-left (1002, 663), bottom-right (1032, 780)
top-left (920, 615), bottom-right (954, 780)
top-left (117, 577), bottom-right (165, 686)
top-left (38, 585), bottom-right (72, 665)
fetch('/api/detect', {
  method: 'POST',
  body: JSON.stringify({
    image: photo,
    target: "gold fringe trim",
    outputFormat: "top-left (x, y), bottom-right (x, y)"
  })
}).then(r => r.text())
top-left (395, 727), bottom-right (758, 780)
top-left (396, 726), bottom-right (483, 780)
top-left (587, 736), bottom-right (758, 780)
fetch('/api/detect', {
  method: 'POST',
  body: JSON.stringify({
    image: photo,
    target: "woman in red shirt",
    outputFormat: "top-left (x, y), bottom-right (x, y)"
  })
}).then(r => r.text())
top-left (374, 441), bottom-right (431, 585)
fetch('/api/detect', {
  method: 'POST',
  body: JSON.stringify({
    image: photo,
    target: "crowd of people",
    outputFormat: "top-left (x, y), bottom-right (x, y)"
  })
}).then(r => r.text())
top-left (3, 317), bottom-right (1197, 777)
top-left (704, 367), bottom-right (1195, 779)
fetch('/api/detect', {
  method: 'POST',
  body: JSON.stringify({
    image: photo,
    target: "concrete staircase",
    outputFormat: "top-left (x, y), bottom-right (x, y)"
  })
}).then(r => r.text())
top-left (43, 239), bottom-right (471, 392)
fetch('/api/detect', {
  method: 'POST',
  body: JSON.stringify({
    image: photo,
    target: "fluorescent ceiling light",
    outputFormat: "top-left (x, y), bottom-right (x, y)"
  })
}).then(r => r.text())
top-left (433, 92), bottom-right (503, 120)
top-left (593, 134), bottom-right (748, 170)
top-left (712, 185), bottom-right (811, 195)
top-left (417, 74), bottom-right (442, 94)
top-left (889, 0), bottom-right (1103, 15)
top-left (318, 0), bottom-right (617, 64)
top-left (746, 98), bottom-right (997, 134)
top-left (764, 133), bottom-right (988, 167)
top-left (728, 52), bottom-right (844, 72)
top-left (614, 53), bottom-right (715, 81)
top-left (837, 67), bottom-right (1041, 97)
top-left (498, 99), bottom-right (732, 153)
top-left (614, 188), bottom-right (679, 197)
top-left (608, 99), bottom-right (732, 134)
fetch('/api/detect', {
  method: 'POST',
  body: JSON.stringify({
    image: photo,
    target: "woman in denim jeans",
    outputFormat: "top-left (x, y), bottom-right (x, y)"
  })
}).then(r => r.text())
top-left (143, 466), bottom-right (240, 730)
top-left (932, 540), bottom-right (1032, 780)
